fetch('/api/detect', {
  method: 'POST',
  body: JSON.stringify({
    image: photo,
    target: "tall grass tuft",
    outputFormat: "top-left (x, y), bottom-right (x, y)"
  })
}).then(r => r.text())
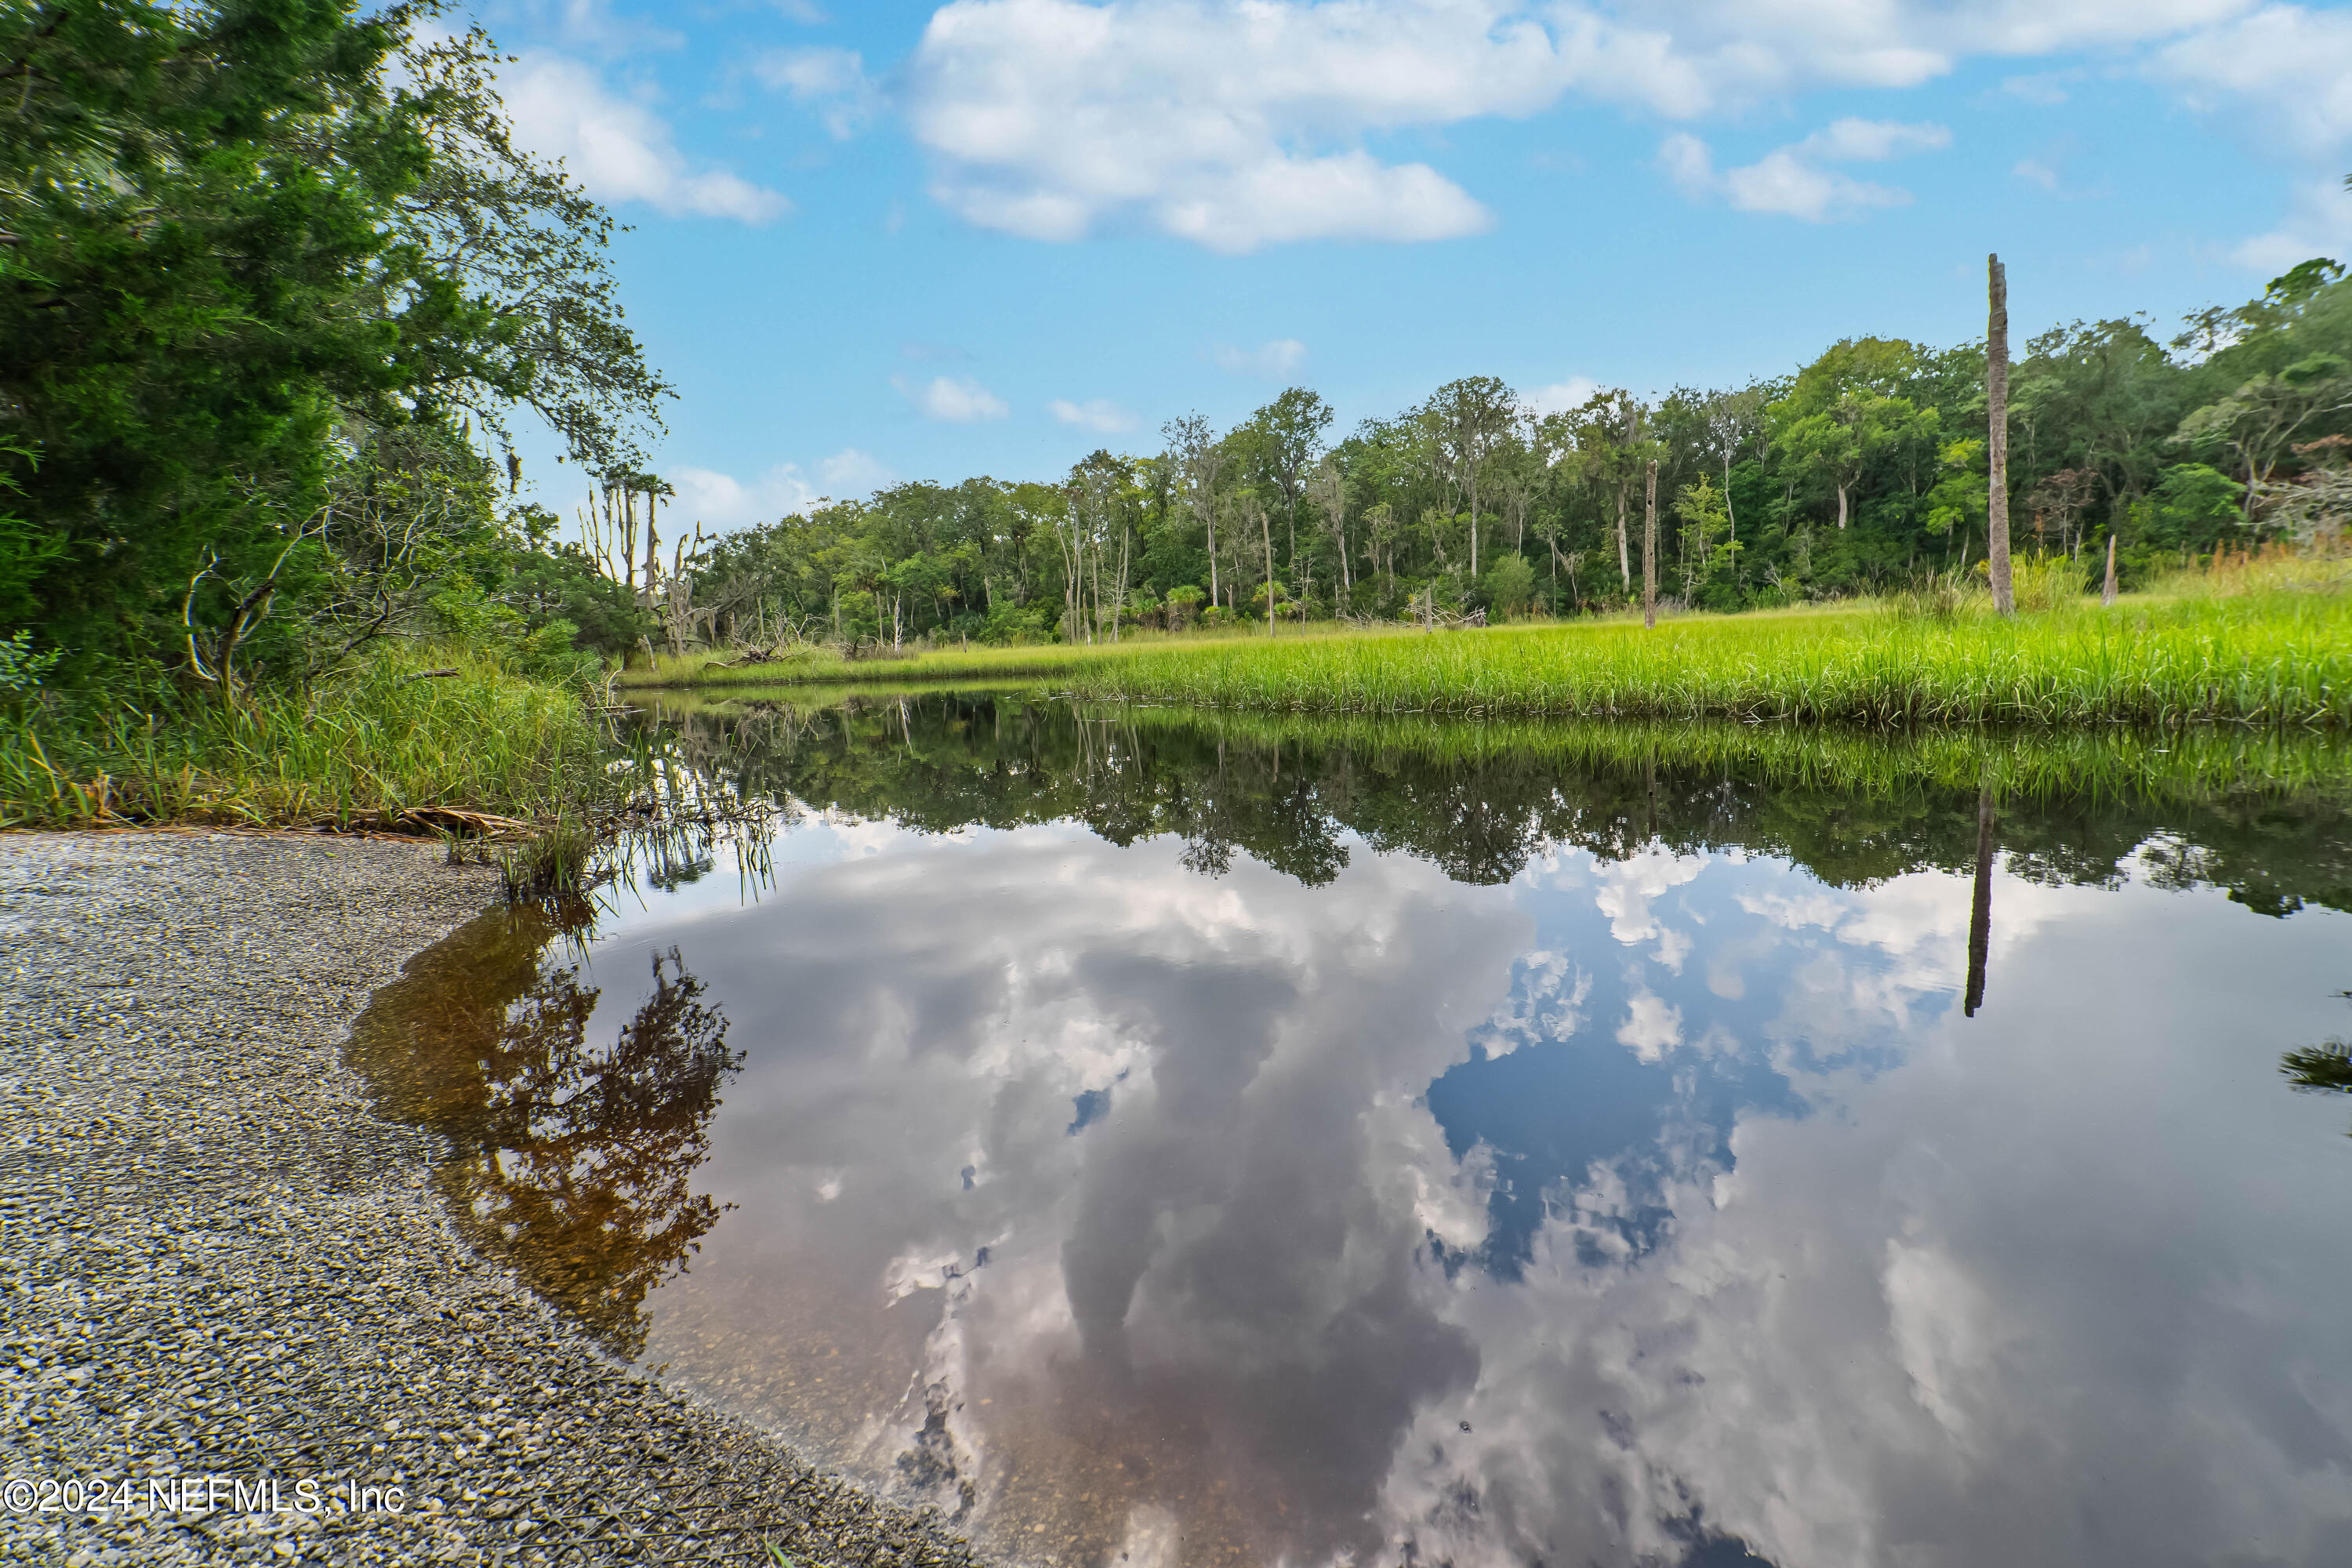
top-left (0, 644), bottom-right (619, 833)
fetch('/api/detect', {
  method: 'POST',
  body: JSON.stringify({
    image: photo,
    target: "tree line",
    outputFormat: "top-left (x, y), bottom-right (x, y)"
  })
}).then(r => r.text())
top-left (689, 256), bottom-right (2352, 650)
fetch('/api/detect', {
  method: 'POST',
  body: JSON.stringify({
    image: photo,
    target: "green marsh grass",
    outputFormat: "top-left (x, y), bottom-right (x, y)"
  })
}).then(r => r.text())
top-left (1054, 590), bottom-right (2352, 730)
top-left (0, 645), bottom-right (619, 833)
top-left (619, 620), bottom-right (1401, 691)
top-left (646, 550), bottom-right (2350, 731)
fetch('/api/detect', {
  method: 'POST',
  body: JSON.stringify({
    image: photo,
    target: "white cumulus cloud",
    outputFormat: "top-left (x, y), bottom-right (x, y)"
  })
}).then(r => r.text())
top-left (2229, 176), bottom-right (2352, 273)
top-left (668, 449), bottom-right (893, 529)
top-left (901, 0), bottom-right (2254, 250)
top-left (756, 46), bottom-right (884, 139)
top-left (1664, 118), bottom-right (1950, 222)
top-left (897, 374), bottom-right (1012, 423)
top-left (1051, 397), bottom-right (1139, 433)
top-left (503, 53), bottom-right (789, 223)
top-left (816, 448), bottom-right (895, 492)
top-left (1211, 339), bottom-right (1309, 378)
top-left (1525, 375), bottom-right (1601, 416)
top-left (908, 0), bottom-right (1559, 251)
top-left (2148, 4), bottom-right (2352, 158)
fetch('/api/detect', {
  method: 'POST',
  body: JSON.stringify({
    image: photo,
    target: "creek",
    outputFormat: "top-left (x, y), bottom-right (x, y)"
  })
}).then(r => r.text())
top-left (349, 693), bottom-right (2352, 1568)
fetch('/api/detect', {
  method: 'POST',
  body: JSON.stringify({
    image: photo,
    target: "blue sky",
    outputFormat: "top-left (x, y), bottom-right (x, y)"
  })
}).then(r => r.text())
top-left (466, 1), bottom-right (2352, 531)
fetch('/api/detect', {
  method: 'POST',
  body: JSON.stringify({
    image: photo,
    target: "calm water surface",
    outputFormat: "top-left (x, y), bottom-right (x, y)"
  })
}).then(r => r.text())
top-left (351, 697), bottom-right (2352, 1568)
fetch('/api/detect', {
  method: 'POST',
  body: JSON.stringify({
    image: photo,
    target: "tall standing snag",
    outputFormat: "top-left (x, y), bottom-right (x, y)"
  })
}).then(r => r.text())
top-left (1987, 254), bottom-right (2016, 616)
top-left (1261, 497), bottom-right (1276, 636)
top-left (1642, 459), bottom-right (1659, 630)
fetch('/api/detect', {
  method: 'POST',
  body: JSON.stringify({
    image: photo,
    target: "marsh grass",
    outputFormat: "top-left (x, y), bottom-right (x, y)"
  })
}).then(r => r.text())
top-left (641, 546), bottom-right (2348, 732)
top-left (0, 645), bottom-right (619, 834)
top-left (620, 620), bottom-right (1406, 691)
top-left (1051, 587), bottom-right (2352, 729)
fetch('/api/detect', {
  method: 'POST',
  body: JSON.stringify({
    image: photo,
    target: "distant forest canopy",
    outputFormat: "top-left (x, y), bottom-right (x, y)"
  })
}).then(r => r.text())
top-left (683, 258), bottom-right (2352, 648)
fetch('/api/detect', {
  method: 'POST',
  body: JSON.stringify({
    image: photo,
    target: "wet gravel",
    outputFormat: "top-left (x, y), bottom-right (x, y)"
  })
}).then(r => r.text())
top-left (0, 832), bottom-right (988, 1568)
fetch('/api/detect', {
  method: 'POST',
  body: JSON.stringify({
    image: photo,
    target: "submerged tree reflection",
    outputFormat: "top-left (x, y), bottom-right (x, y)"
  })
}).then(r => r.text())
top-left (349, 910), bottom-right (741, 1359)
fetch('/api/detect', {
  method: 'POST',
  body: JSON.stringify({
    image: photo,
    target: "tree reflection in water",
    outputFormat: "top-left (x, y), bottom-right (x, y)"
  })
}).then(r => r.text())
top-left (349, 905), bottom-right (740, 1359)
top-left (633, 691), bottom-right (2352, 916)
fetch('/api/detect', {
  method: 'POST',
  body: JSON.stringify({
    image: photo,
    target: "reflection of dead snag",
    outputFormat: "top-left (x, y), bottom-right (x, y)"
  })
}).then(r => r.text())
top-left (1965, 778), bottom-right (1995, 1018)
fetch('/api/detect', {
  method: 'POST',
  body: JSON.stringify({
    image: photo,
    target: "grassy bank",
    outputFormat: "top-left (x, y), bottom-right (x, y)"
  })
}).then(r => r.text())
top-left (633, 557), bottom-right (2352, 731)
top-left (0, 647), bottom-right (620, 838)
top-left (615, 621), bottom-right (1399, 691)
top-left (1059, 580), bottom-right (2351, 730)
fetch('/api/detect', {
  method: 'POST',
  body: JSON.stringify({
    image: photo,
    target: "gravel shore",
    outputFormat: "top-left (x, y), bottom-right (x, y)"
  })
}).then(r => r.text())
top-left (0, 832), bottom-right (985, 1568)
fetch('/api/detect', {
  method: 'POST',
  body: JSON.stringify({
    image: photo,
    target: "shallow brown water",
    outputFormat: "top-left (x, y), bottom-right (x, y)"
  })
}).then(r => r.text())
top-left (350, 698), bottom-right (2352, 1568)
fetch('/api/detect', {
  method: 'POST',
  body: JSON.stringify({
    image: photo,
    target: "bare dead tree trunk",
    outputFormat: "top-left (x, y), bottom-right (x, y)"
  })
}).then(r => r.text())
top-left (1615, 478), bottom-right (1632, 592)
top-left (1290, 506), bottom-right (1301, 612)
top-left (1722, 452), bottom-right (1736, 564)
top-left (1468, 466), bottom-right (1479, 580)
top-left (1261, 499), bottom-right (1276, 636)
top-left (617, 486), bottom-right (637, 598)
top-left (1112, 521), bottom-right (1131, 643)
top-left (1965, 775), bottom-right (1996, 1018)
top-left (1208, 506), bottom-right (1219, 607)
top-left (2102, 532), bottom-right (2118, 606)
top-left (1091, 541), bottom-right (1104, 644)
top-left (1642, 459), bottom-right (1659, 630)
top-left (1987, 254), bottom-right (2016, 615)
top-left (642, 503), bottom-right (661, 604)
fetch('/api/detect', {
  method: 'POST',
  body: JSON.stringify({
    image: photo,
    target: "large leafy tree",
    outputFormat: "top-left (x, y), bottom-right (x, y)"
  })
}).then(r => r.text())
top-left (2, 1), bottom-right (485, 673)
top-left (395, 24), bottom-right (670, 479)
top-left (2, 1), bottom-right (666, 687)
top-left (1237, 387), bottom-right (1334, 603)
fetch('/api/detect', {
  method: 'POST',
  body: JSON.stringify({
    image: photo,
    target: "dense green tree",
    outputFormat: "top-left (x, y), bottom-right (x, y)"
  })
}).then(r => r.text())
top-left (2, 1), bottom-right (668, 689)
top-left (5, 0), bottom-right (452, 673)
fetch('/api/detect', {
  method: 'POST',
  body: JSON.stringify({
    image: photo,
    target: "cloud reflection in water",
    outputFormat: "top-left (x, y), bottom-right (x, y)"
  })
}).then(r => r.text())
top-left (581, 811), bottom-right (2352, 1568)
